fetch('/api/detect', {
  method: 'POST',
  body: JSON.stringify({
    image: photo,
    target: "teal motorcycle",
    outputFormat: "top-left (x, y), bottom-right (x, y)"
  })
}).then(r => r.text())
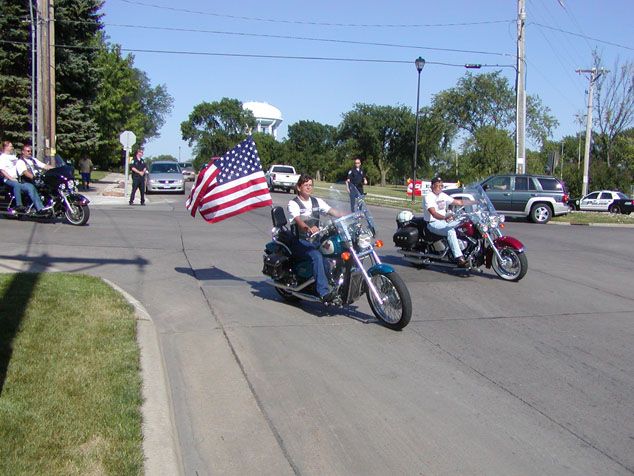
top-left (262, 186), bottom-right (411, 330)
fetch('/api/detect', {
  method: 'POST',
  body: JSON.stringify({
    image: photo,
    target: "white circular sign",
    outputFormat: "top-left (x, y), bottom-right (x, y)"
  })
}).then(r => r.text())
top-left (119, 130), bottom-right (136, 150)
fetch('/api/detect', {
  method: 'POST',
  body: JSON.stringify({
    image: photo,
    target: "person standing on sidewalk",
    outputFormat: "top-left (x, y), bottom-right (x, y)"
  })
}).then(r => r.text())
top-left (78, 156), bottom-right (93, 190)
top-left (129, 148), bottom-right (148, 205)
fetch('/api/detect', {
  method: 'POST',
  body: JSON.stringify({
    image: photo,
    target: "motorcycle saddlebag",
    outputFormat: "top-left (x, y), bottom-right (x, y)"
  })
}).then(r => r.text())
top-left (262, 253), bottom-right (290, 280)
top-left (393, 226), bottom-right (419, 248)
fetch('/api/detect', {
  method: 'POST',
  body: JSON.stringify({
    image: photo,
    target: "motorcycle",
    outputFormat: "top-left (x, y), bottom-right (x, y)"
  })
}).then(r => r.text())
top-left (393, 183), bottom-right (528, 282)
top-left (0, 156), bottom-right (90, 226)
top-left (262, 185), bottom-right (412, 330)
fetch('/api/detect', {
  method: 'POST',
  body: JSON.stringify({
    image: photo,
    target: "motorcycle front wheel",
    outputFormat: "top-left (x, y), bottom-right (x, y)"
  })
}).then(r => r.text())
top-left (64, 203), bottom-right (90, 226)
top-left (367, 272), bottom-right (412, 330)
top-left (491, 247), bottom-right (528, 282)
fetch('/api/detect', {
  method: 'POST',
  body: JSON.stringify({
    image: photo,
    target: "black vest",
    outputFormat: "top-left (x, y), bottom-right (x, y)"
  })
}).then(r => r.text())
top-left (291, 196), bottom-right (320, 239)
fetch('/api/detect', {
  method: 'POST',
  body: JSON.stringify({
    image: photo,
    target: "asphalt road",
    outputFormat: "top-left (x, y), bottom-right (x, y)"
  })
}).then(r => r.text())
top-left (0, 189), bottom-right (632, 476)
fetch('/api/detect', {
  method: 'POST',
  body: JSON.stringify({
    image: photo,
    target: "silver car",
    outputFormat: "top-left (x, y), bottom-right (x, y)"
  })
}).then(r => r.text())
top-left (146, 161), bottom-right (185, 194)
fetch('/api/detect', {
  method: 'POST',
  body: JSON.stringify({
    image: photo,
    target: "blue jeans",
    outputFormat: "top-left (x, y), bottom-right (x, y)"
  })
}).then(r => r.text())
top-left (290, 238), bottom-right (330, 297)
top-left (427, 219), bottom-right (463, 259)
top-left (4, 179), bottom-right (44, 210)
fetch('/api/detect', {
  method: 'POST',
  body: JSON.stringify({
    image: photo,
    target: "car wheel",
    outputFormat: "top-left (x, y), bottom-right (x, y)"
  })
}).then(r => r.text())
top-left (530, 203), bottom-right (552, 224)
top-left (608, 204), bottom-right (622, 214)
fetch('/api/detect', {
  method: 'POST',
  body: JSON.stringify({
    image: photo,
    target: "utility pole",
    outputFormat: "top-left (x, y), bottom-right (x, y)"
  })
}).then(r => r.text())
top-left (36, 0), bottom-right (55, 162)
top-left (515, 0), bottom-right (526, 174)
top-left (576, 67), bottom-right (607, 197)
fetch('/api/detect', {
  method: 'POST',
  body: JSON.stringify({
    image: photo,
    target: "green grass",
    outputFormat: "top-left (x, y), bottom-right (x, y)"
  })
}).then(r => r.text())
top-left (74, 170), bottom-right (108, 183)
top-left (0, 273), bottom-right (143, 475)
top-left (552, 211), bottom-right (634, 225)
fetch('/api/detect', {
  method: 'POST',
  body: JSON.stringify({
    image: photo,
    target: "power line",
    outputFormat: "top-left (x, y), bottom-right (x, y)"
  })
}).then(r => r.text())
top-left (57, 19), bottom-right (515, 58)
top-left (0, 39), bottom-right (514, 69)
top-left (531, 22), bottom-right (633, 51)
top-left (117, 0), bottom-right (514, 29)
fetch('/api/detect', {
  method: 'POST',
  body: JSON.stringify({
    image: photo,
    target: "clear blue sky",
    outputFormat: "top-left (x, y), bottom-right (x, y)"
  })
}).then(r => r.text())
top-left (100, 0), bottom-right (633, 161)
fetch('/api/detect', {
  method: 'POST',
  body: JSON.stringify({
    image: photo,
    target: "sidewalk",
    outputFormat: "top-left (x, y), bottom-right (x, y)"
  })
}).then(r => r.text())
top-left (82, 172), bottom-right (148, 206)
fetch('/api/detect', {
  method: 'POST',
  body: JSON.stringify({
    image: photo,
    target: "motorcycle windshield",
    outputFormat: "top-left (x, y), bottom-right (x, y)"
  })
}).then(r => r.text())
top-left (462, 183), bottom-right (498, 215)
top-left (323, 183), bottom-right (376, 241)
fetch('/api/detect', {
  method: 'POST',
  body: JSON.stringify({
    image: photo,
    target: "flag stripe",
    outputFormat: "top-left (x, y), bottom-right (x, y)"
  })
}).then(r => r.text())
top-left (201, 186), bottom-right (272, 214)
top-left (200, 200), bottom-right (272, 224)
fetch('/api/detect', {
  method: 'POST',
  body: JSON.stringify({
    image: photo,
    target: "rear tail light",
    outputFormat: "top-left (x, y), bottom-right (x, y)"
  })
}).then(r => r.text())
top-left (563, 194), bottom-right (569, 202)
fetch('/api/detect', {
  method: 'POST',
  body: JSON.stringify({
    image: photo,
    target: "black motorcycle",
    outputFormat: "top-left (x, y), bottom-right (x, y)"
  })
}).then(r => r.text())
top-left (0, 160), bottom-right (90, 226)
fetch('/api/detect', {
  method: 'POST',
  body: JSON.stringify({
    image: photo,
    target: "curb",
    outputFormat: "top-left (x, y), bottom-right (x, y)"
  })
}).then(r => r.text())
top-left (102, 279), bottom-right (183, 476)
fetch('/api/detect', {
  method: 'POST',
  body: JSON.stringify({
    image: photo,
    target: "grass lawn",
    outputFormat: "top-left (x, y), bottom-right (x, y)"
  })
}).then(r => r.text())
top-left (0, 273), bottom-right (143, 475)
top-left (552, 211), bottom-right (634, 225)
top-left (74, 170), bottom-right (108, 183)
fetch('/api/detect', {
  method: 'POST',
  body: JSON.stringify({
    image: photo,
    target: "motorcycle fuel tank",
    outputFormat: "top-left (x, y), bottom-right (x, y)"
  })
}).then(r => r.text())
top-left (320, 235), bottom-right (343, 256)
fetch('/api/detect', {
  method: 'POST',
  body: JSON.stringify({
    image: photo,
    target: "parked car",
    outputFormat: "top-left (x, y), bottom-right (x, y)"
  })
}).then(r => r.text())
top-left (446, 174), bottom-right (570, 224)
top-left (146, 161), bottom-right (185, 194)
top-left (574, 190), bottom-right (633, 214)
top-left (178, 162), bottom-right (196, 181)
top-left (265, 165), bottom-right (300, 193)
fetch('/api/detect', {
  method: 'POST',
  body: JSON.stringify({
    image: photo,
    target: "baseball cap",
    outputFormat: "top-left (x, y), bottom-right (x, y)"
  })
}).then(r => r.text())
top-left (431, 176), bottom-right (443, 185)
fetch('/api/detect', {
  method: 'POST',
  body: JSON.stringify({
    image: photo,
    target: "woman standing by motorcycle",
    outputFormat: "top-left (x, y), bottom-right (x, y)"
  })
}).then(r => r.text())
top-left (424, 176), bottom-right (472, 267)
top-left (287, 174), bottom-right (344, 303)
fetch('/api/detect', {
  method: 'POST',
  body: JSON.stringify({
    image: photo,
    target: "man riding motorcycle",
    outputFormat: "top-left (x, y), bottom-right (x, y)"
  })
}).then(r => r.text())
top-left (287, 173), bottom-right (344, 303)
top-left (423, 176), bottom-right (472, 268)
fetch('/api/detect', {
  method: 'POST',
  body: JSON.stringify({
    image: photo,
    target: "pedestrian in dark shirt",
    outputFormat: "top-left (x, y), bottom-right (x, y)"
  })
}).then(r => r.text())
top-left (346, 157), bottom-right (367, 211)
top-left (129, 148), bottom-right (148, 205)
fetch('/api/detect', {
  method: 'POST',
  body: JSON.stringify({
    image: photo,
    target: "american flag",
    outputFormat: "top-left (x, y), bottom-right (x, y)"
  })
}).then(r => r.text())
top-left (186, 136), bottom-right (272, 223)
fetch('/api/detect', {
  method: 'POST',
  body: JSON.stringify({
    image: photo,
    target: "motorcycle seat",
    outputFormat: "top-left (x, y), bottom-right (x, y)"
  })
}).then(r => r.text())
top-left (422, 220), bottom-right (445, 241)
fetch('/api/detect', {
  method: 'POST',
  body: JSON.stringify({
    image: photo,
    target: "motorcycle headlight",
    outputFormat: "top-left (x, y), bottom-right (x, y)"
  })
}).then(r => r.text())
top-left (357, 233), bottom-right (373, 249)
top-left (67, 180), bottom-right (75, 188)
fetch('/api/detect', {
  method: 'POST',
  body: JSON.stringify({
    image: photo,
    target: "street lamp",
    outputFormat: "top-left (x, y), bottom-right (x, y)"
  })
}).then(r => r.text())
top-left (412, 56), bottom-right (425, 203)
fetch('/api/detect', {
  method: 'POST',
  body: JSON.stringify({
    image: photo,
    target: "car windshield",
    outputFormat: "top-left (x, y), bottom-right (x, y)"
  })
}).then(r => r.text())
top-left (151, 163), bottom-right (181, 173)
top-left (273, 166), bottom-right (295, 174)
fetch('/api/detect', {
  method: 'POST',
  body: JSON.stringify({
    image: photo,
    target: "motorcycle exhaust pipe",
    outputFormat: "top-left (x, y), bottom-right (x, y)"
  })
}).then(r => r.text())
top-left (268, 279), bottom-right (323, 303)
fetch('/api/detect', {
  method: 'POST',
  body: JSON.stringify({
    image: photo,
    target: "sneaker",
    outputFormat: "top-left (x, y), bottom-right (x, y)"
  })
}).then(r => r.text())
top-left (14, 206), bottom-right (26, 213)
top-left (129, 202), bottom-right (133, 206)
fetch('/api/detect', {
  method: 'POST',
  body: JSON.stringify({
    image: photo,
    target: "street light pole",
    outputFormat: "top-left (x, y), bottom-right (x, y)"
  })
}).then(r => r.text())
top-left (412, 56), bottom-right (425, 203)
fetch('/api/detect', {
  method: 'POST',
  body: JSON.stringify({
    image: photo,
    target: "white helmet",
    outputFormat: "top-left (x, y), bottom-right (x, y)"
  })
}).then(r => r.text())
top-left (397, 210), bottom-right (414, 224)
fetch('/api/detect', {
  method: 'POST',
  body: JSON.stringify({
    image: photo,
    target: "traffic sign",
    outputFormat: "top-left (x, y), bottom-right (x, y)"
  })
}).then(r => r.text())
top-left (119, 130), bottom-right (136, 150)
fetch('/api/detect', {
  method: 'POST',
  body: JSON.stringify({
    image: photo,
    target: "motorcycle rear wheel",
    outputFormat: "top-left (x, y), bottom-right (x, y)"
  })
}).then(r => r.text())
top-left (64, 203), bottom-right (90, 226)
top-left (491, 247), bottom-right (528, 282)
top-left (367, 271), bottom-right (412, 330)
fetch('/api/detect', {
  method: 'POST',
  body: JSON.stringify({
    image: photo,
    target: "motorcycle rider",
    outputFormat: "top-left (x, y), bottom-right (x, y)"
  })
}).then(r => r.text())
top-left (0, 141), bottom-right (49, 215)
top-left (287, 174), bottom-right (344, 302)
top-left (16, 144), bottom-right (53, 183)
top-left (423, 176), bottom-right (471, 268)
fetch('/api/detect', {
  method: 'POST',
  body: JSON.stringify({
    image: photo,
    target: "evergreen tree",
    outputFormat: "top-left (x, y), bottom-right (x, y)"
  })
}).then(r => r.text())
top-left (0, 0), bottom-right (33, 146)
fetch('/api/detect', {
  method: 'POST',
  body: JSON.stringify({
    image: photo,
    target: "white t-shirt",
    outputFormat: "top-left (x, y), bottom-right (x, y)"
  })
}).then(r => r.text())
top-left (287, 196), bottom-right (331, 223)
top-left (0, 153), bottom-right (18, 180)
top-left (423, 191), bottom-right (455, 222)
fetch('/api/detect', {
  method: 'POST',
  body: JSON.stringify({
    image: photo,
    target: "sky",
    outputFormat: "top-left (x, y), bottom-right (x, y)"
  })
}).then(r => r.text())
top-left (100, 0), bottom-right (633, 161)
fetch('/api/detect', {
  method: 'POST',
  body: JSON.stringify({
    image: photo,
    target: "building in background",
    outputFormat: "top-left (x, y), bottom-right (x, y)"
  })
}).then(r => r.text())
top-left (243, 102), bottom-right (283, 140)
